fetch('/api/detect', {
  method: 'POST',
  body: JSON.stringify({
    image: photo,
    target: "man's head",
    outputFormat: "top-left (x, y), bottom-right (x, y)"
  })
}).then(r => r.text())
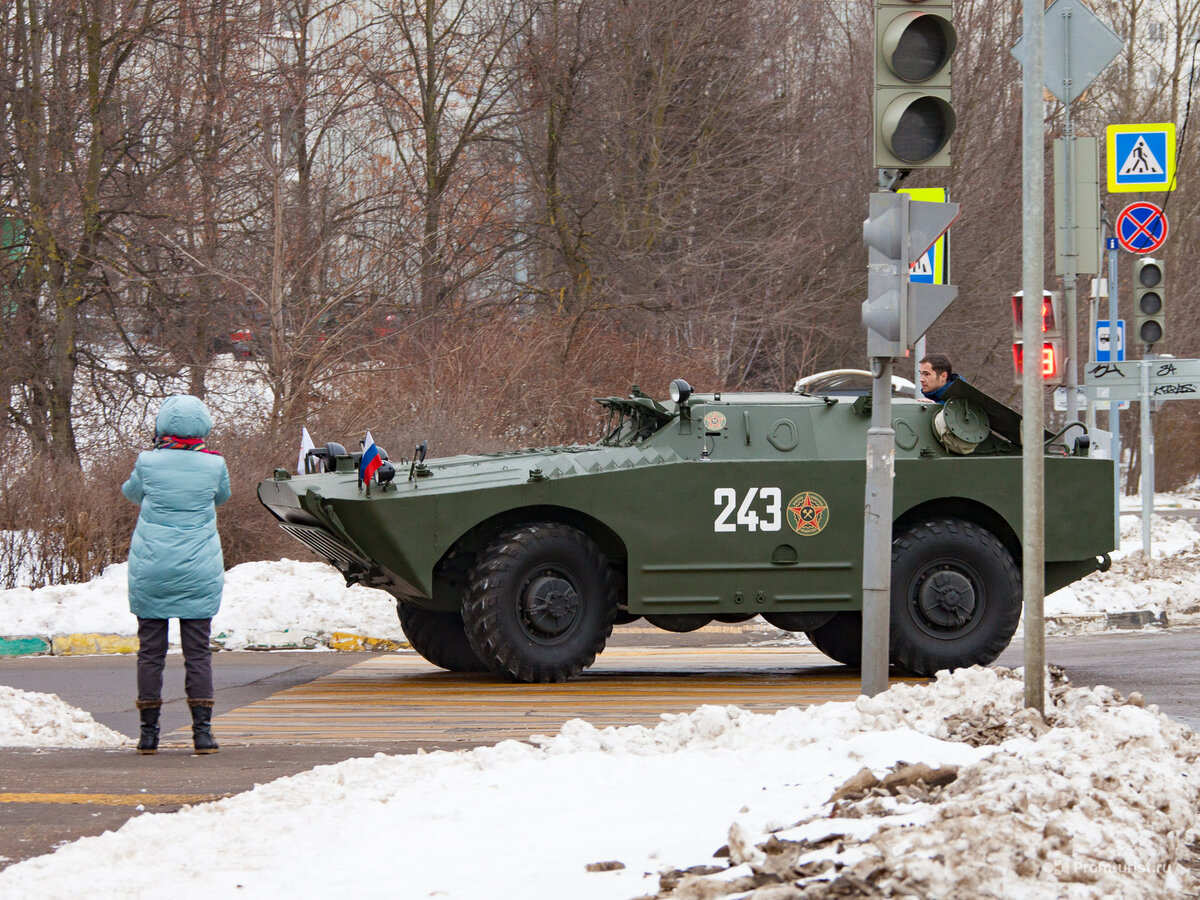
top-left (919, 354), bottom-right (953, 395)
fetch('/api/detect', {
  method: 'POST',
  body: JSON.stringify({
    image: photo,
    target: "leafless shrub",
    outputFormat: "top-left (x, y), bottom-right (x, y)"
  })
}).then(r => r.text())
top-left (0, 445), bottom-right (138, 590)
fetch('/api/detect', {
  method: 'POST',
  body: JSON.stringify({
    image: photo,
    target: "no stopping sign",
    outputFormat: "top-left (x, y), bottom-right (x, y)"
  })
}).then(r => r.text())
top-left (1115, 201), bottom-right (1169, 254)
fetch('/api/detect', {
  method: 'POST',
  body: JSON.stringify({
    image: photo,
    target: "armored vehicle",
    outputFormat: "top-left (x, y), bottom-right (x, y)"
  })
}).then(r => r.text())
top-left (259, 378), bottom-right (1115, 682)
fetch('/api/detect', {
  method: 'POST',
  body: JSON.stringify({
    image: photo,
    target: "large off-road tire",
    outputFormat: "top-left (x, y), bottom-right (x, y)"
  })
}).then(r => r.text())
top-left (889, 517), bottom-right (1021, 676)
top-left (462, 523), bottom-right (618, 683)
top-left (805, 612), bottom-right (863, 668)
top-left (397, 602), bottom-right (490, 672)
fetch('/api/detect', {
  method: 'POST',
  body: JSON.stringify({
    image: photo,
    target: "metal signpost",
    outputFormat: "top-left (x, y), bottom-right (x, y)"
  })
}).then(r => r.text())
top-left (1087, 357), bottom-right (1199, 555)
top-left (1019, 0), bottom-right (1046, 714)
top-left (863, 1), bottom-right (960, 699)
top-left (861, 193), bottom-right (959, 697)
top-left (1013, 0), bottom-right (1122, 427)
top-left (1105, 237), bottom-right (1121, 538)
top-left (1012, 0), bottom-right (1122, 715)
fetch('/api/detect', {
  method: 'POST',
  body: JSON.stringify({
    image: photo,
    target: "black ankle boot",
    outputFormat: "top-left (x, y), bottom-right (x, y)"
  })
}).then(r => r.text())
top-left (136, 701), bottom-right (161, 755)
top-left (188, 699), bottom-right (219, 754)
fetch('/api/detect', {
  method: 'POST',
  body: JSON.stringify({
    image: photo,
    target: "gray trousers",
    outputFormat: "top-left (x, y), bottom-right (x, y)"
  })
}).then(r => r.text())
top-left (136, 617), bottom-right (213, 703)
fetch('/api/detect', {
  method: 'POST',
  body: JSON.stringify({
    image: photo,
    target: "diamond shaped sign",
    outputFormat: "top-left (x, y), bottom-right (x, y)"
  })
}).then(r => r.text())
top-left (1011, 0), bottom-right (1124, 105)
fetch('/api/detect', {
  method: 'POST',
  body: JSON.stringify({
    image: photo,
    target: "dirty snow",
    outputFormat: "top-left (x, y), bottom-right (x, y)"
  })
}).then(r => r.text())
top-left (0, 667), bottom-right (1196, 899)
top-left (1043, 514), bottom-right (1200, 626)
top-left (0, 686), bottom-right (128, 748)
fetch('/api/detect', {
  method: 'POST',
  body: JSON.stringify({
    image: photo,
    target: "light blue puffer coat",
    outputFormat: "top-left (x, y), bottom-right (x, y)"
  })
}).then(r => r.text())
top-left (122, 396), bottom-right (231, 620)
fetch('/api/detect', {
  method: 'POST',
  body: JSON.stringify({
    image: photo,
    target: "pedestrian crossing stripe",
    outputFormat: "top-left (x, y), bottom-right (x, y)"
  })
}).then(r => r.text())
top-left (1107, 123), bottom-right (1176, 193)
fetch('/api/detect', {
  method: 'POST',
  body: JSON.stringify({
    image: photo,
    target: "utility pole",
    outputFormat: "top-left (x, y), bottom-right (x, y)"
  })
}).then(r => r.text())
top-left (1020, 0), bottom-right (1046, 716)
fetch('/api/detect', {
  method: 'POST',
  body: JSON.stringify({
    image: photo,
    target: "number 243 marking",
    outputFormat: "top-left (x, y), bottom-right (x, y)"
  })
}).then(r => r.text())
top-left (714, 487), bottom-right (782, 533)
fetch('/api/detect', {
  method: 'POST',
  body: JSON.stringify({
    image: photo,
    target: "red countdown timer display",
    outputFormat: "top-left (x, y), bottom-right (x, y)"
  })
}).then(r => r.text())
top-left (1011, 291), bottom-right (1063, 384)
top-left (1011, 341), bottom-right (1061, 380)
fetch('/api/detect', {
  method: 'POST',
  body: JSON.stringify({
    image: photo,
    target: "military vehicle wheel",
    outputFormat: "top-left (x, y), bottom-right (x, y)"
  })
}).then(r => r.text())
top-left (805, 612), bottom-right (863, 668)
top-left (644, 614), bottom-right (712, 632)
top-left (397, 602), bottom-right (490, 672)
top-left (890, 517), bottom-right (1021, 676)
top-left (463, 523), bottom-right (617, 683)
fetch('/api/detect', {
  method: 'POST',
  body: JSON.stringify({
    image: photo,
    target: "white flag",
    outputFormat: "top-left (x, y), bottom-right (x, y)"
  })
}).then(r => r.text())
top-left (298, 427), bottom-right (316, 473)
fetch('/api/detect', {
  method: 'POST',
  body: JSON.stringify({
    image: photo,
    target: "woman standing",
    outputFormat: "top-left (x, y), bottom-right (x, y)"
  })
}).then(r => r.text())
top-left (122, 395), bottom-right (231, 755)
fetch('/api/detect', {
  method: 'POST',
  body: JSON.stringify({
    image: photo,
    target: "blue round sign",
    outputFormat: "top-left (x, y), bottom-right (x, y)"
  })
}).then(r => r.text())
top-left (1115, 201), bottom-right (1169, 254)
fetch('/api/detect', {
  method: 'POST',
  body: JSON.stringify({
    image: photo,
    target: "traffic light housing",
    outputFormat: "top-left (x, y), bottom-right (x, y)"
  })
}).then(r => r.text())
top-left (1132, 257), bottom-right (1164, 348)
top-left (874, 0), bottom-right (957, 169)
top-left (863, 192), bottom-right (959, 357)
top-left (1011, 291), bottom-right (1062, 385)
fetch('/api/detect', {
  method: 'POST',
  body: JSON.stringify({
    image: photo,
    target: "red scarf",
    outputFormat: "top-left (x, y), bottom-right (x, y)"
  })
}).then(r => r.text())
top-left (154, 435), bottom-right (222, 455)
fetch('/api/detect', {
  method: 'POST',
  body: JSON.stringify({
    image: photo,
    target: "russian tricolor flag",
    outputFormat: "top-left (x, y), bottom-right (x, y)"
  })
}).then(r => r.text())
top-left (359, 431), bottom-right (382, 484)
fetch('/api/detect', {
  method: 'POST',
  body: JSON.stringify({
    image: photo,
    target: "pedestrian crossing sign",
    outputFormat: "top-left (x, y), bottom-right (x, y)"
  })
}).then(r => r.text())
top-left (1107, 123), bottom-right (1176, 192)
top-left (898, 186), bottom-right (948, 285)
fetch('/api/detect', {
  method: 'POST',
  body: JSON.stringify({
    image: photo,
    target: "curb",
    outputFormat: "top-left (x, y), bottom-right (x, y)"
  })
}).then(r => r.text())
top-left (0, 632), bottom-right (411, 658)
top-left (0, 636), bottom-right (52, 657)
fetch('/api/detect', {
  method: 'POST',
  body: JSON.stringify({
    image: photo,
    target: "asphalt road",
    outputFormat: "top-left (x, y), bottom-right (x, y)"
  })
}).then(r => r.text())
top-left (2, 625), bottom-right (1199, 872)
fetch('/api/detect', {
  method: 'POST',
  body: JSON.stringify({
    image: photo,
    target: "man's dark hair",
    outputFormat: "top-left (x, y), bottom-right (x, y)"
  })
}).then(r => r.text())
top-left (920, 354), bottom-right (953, 377)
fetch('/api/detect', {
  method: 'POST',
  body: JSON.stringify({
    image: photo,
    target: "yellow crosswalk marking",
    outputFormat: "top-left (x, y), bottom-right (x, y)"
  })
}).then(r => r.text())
top-left (196, 646), bottom-right (922, 745)
top-left (0, 792), bottom-right (228, 806)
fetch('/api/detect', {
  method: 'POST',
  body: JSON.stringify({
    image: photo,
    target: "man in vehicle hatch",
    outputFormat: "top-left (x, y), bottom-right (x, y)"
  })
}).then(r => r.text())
top-left (919, 353), bottom-right (961, 403)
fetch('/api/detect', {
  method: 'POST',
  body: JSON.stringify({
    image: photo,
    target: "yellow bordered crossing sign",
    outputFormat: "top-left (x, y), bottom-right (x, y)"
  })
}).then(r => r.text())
top-left (1107, 123), bottom-right (1176, 193)
top-left (899, 187), bottom-right (948, 285)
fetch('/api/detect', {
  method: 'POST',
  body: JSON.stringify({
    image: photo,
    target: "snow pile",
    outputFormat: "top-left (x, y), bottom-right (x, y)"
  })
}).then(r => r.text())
top-left (0, 559), bottom-right (401, 649)
top-left (1046, 515), bottom-right (1200, 624)
top-left (0, 686), bottom-right (129, 749)
top-left (657, 667), bottom-right (1200, 900)
top-left (1, 668), bottom-right (1196, 899)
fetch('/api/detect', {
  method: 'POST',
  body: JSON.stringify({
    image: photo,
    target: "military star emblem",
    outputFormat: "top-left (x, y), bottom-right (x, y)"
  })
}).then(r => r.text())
top-left (787, 491), bottom-right (830, 535)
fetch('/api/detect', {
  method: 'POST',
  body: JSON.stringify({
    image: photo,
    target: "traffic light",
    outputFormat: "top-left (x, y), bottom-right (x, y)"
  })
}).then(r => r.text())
top-left (874, 0), bottom-right (957, 169)
top-left (1010, 291), bottom-right (1062, 384)
top-left (863, 192), bottom-right (959, 357)
top-left (1132, 257), bottom-right (1164, 348)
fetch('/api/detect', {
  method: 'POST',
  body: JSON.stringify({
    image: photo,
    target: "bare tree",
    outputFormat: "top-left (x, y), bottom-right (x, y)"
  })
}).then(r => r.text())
top-left (365, 0), bottom-right (532, 323)
top-left (0, 0), bottom-right (176, 465)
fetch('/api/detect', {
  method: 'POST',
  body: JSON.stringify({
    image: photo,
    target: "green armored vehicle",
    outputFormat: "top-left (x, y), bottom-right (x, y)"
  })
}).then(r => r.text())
top-left (259, 377), bottom-right (1115, 682)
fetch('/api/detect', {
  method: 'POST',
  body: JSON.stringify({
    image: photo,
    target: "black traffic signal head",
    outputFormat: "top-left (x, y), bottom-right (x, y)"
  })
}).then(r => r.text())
top-left (1133, 257), bottom-right (1165, 348)
top-left (874, 1), bottom-right (957, 169)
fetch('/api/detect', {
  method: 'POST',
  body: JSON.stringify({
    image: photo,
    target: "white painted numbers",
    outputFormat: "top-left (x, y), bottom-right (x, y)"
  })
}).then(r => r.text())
top-left (713, 487), bottom-right (782, 533)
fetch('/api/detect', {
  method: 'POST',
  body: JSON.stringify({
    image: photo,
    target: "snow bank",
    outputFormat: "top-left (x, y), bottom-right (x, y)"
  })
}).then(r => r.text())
top-left (0, 559), bottom-right (402, 649)
top-left (0, 668), bottom-right (1195, 899)
top-left (0, 686), bottom-right (129, 748)
top-left (1045, 514), bottom-right (1200, 624)
top-left (659, 667), bottom-right (1200, 899)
